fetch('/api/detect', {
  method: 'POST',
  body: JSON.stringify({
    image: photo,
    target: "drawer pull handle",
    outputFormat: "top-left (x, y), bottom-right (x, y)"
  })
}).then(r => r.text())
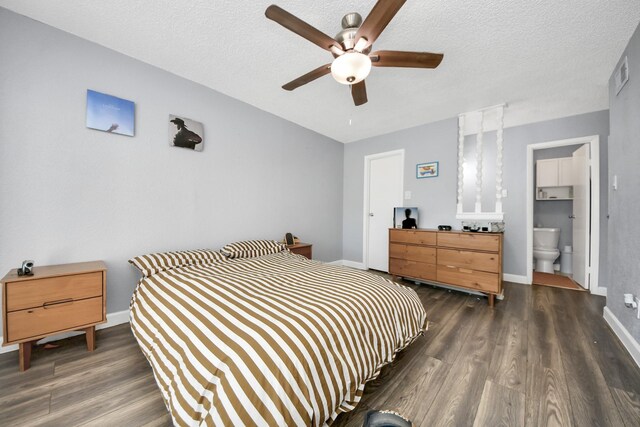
top-left (459, 268), bottom-right (473, 274)
top-left (43, 298), bottom-right (73, 308)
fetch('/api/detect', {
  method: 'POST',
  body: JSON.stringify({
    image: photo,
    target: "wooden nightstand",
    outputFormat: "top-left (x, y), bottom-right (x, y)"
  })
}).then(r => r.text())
top-left (288, 243), bottom-right (312, 259)
top-left (1, 261), bottom-right (107, 371)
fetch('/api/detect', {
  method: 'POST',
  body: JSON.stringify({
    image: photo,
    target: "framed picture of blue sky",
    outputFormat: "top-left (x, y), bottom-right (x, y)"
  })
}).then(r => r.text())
top-left (86, 89), bottom-right (135, 136)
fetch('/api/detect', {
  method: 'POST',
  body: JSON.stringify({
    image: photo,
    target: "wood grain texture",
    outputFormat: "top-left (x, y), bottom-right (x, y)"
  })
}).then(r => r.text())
top-left (370, 50), bottom-right (444, 68)
top-left (282, 65), bottom-right (331, 91)
top-left (473, 380), bottom-right (525, 427)
top-left (389, 229), bottom-right (437, 245)
top-left (389, 229), bottom-right (503, 303)
top-left (609, 387), bottom-right (640, 427)
top-left (547, 287), bottom-right (625, 426)
top-left (437, 248), bottom-right (499, 273)
top-left (526, 363), bottom-right (572, 427)
top-left (0, 261), bottom-right (106, 284)
top-left (6, 272), bottom-right (102, 312)
top-left (488, 318), bottom-right (527, 393)
top-left (436, 232), bottom-right (500, 252)
top-left (2, 261), bottom-right (106, 372)
top-left (8, 297), bottom-right (103, 343)
top-left (0, 282), bottom-right (638, 426)
top-left (525, 287), bottom-right (572, 427)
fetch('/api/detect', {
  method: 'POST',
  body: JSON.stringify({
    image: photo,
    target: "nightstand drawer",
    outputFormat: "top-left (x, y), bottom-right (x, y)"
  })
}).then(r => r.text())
top-left (6, 296), bottom-right (104, 343)
top-left (6, 272), bottom-right (103, 312)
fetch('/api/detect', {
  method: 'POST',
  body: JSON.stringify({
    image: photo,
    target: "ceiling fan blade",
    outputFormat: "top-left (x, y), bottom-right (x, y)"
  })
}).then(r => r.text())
top-left (370, 50), bottom-right (444, 68)
top-left (354, 0), bottom-right (406, 50)
top-left (266, 5), bottom-right (342, 52)
top-left (282, 64), bottom-right (332, 91)
top-left (351, 80), bottom-right (368, 106)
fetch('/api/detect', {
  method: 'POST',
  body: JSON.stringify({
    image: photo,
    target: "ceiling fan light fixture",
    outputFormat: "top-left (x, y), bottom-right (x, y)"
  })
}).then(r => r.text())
top-left (331, 52), bottom-right (372, 85)
top-left (354, 37), bottom-right (369, 52)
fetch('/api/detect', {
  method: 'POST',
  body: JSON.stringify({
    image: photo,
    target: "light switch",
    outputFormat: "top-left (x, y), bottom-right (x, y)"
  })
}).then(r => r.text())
top-left (404, 191), bottom-right (412, 200)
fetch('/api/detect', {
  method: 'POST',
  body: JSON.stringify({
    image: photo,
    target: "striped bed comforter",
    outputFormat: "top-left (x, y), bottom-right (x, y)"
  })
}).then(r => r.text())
top-left (130, 251), bottom-right (428, 426)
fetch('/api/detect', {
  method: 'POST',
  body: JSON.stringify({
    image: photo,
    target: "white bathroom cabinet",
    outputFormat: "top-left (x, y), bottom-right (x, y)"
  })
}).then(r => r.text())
top-left (536, 157), bottom-right (573, 200)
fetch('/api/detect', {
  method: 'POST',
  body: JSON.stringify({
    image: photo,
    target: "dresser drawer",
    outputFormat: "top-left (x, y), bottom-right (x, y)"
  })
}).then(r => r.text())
top-left (436, 265), bottom-right (500, 293)
top-left (5, 272), bottom-right (103, 312)
top-left (389, 229), bottom-right (437, 246)
top-left (437, 232), bottom-right (500, 252)
top-left (389, 259), bottom-right (436, 281)
top-left (390, 243), bottom-right (436, 264)
top-left (437, 248), bottom-right (499, 273)
top-left (7, 296), bottom-right (104, 343)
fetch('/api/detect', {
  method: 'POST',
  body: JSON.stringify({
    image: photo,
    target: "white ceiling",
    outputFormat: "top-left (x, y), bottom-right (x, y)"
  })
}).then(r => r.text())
top-left (1, 0), bottom-right (639, 143)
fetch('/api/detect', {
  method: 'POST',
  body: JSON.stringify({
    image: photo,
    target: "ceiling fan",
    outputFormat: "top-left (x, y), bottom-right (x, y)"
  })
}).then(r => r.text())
top-left (265, 0), bottom-right (444, 106)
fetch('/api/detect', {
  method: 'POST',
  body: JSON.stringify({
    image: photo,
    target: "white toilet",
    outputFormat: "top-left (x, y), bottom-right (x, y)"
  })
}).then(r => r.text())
top-left (533, 227), bottom-right (560, 273)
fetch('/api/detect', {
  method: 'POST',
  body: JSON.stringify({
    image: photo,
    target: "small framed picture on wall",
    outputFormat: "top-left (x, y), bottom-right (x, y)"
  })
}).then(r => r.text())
top-left (417, 161), bottom-right (439, 179)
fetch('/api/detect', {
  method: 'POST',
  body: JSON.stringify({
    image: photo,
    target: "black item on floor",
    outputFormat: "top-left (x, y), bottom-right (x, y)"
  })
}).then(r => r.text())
top-left (363, 410), bottom-right (412, 427)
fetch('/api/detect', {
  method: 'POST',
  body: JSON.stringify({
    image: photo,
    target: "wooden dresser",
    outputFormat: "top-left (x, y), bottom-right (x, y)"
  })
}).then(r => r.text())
top-left (1, 261), bottom-right (107, 371)
top-left (288, 243), bottom-right (312, 259)
top-left (389, 229), bottom-right (503, 306)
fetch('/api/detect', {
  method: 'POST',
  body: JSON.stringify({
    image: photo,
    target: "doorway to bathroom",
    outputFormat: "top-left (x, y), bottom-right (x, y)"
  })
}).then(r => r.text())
top-left (526, 135), bottom-right (603, 295)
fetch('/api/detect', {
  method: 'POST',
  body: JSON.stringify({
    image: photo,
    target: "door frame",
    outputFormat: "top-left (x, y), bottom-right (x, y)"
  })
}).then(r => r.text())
top-left (525, 135), bottom-right (604, 295)
top-left (362, 149), bottom-right (405, 270)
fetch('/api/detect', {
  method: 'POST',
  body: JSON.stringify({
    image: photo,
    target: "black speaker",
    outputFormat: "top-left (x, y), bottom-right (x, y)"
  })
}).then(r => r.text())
top-left (285, 233), bottom-right (295, 245)
top-left (438, 225), bottom-right (452, 231)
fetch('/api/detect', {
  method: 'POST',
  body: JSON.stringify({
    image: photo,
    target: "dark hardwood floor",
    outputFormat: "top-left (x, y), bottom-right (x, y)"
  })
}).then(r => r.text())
top-left (1, 282), bottom-right (639, 426)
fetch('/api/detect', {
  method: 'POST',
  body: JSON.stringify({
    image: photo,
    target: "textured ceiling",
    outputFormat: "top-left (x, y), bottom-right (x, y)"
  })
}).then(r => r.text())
top-left (1, 0), bottom-right (639, 143)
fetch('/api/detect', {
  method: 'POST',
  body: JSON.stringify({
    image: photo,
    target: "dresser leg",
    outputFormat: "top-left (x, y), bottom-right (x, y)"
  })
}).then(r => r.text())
top-left (85, 326), bottom-right (96, 351)
top-left (488, 294), bottom-right (495, 308)
top-left (19, 342), bottom-right (33, 371)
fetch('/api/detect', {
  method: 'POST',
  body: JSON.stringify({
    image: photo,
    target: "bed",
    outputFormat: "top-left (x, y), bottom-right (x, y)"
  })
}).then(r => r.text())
top-left (129, 243), bottom-right (428, 426)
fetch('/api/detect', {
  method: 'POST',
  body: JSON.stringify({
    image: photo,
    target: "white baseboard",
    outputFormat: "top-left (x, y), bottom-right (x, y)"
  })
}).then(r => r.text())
top-left (0, 309), bottom-right (130, 355)
top-left (503, 273), bottom-right (530, 284)
top-left (327, 260), bottom-right (366, 270)
top-left (591, 286), bottom-right (607, 297)
top-left (603, 306), bottom-right (640, 368)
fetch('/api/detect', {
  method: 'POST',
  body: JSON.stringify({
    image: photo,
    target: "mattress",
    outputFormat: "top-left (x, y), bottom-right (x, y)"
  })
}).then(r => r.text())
top-left (130, 251), bottom-right (428, 426)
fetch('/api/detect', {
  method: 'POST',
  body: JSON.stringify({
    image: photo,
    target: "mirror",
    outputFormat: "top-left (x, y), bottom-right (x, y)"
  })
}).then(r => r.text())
top-left (456, 106), bottom-right (505, 221)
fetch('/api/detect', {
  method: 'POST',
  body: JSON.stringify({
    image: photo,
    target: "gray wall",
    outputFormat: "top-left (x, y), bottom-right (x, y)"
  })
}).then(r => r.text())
top-left (533, 144), bottom-right (584, 252)
top-left (343, 111), bottom-right (609, 283)
top-left (0, 8), bottom-right (344, 332)
top-left (608, 22), bottom-right (640, 340)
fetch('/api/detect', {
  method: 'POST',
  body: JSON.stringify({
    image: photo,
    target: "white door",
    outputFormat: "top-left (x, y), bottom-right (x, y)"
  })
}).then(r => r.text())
top-left (366, 152), bottom-right (403, 271)
top-left (572, 145), bottom-right (590, 288)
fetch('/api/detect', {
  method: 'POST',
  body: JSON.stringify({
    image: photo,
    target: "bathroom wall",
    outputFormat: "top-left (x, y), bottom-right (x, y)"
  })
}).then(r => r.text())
top-left (533, 144), bottom-right (584, 254)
